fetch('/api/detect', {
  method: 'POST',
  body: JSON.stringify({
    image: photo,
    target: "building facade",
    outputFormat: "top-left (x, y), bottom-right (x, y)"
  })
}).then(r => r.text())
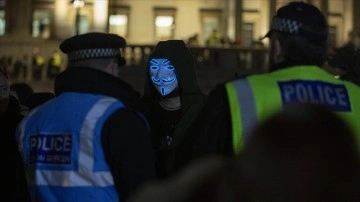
top-left (0, 0), bottom-right (359, 60)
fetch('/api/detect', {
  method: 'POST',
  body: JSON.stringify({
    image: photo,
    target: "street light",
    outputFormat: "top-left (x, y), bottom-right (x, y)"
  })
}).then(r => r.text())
top-left (72, 0), bottom-right (85, 35)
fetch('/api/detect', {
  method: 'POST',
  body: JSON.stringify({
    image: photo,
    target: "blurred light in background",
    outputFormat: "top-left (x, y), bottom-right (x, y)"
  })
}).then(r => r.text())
top-left (109, 15), bottom-right (128, 37)
top-left (155, 16), bottom-right (174, 27)
top-left (72, 0), bottom-right (85, 9)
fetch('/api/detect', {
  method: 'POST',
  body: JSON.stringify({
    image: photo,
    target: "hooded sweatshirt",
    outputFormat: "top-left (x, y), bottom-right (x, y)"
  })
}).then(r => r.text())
top-left (142, 40), bottom-right (207, 178)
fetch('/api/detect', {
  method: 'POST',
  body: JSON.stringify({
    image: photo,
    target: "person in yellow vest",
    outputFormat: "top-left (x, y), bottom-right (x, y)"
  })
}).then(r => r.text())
top-left (47, 50), bottom-right (62, 79)
top-left (180, 1), bottom-right (360, 162)
top-left (206, 29), bottom-right (221, 47)
top-left (31, 48), bottom-right (45, 80)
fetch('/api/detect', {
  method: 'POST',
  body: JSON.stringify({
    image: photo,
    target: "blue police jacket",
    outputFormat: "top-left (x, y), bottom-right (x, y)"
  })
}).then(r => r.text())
top-left (17, 92), bottom-right (124, 202)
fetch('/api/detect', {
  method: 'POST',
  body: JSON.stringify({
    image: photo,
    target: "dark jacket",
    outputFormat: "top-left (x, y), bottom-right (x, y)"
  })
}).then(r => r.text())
top-left (178, 83), bottom-right (234, 167)
top-left (142, 40), bottom-right (207, 178)
top-left (54, 67), bottom-right (156, 200)
top-left (0, 95), bottom-right (30, 202)
top-left (183, 61), bottom-right (297, 161)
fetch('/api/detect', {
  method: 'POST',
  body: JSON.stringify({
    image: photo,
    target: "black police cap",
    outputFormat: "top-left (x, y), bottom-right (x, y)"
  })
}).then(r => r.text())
top-left (60, 32), bottom-right (126, 65)
top-left (262, 2), bottom-right (328, 45)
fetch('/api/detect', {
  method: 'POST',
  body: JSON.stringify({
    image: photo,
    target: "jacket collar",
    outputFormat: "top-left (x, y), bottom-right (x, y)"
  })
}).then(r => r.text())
top-left (54, 67), bottom-right (142, 108)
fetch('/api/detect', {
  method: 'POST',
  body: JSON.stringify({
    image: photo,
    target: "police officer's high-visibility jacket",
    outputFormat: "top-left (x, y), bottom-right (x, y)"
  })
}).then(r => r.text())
top-left (225, 65), bottom-right (360, 154)
top-left (35, 54), bottom-right (44, 66)
top-left (17, 92), bottom-right (124, 202)
top-left (50, 52), bottom-right (62, 67)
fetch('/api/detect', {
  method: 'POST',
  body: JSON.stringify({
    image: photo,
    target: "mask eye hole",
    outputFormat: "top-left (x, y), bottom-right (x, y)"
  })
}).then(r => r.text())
top-left (166, 65), bottom-right (174, 70)
top-left (150, 66), bottom-right (158, 70)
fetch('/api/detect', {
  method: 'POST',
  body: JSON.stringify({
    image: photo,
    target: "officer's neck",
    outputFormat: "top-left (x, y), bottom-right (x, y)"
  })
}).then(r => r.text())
top-left (159, 96), bottom-right (181, 111)
top-left (270, 60), bottom-right (315, 72)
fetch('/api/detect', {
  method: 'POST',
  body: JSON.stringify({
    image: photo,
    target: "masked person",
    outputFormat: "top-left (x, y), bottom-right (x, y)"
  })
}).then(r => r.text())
top-left (16, 33), bottom-right (155, 202)
top-left (185, 1), bottom-right (360, 161)
top-left (142, 40), bottom-right (207, 179)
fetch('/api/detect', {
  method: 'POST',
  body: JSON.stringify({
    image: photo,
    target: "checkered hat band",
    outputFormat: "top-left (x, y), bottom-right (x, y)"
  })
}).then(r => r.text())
top-left (68, 48), bottom-right (120, 61)
top-left (271, 17), bottom-right (302, 35)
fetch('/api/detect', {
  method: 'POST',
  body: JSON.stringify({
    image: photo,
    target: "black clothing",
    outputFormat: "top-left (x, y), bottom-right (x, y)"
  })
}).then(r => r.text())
top-left (55, 67), bottom-right (156, 200)
top-left (24, 92), bottom-right (55, 110)
top-left (0, 95), bottom-right (30, 202)
top-left (13, 59), bottom-right (27, 80)
top-left (179, 72), bottom-right (257, 164)
top-left (178, 83), bottom-right (233, 166)
top-left (149, 104), bottom-right (182, 148)
top-left (10, 82), bottom-right (34, 105)
top-left (328, 43), bottom-right (360, 86)
top-left (142, 40), bottom-right (207, 178)
top-left (147, 103), bottom-right (182, 178)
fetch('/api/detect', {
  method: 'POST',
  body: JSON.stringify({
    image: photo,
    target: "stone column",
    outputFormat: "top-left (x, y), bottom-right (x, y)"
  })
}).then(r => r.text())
top-left (93, 0), bottom-right (109, 32)
top-left (319, 0), bottom-right (328, 21)
top-left (5, 0), bottom-right (32, 38)
top-left (234, 0), bottom-right (243, 41)
top-left (226, 0), bottom-right (236, 41)
top-left (53, 0), bottom-right (73, 40)
top-left (353, 0), bottom-right (360, 35)
top-left (269, 0), bottom-right (276, 23)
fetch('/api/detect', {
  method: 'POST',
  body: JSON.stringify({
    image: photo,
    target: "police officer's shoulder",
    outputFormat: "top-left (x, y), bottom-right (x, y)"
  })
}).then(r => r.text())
top-left (103, 107), bottom-right (150, 134)
top-left (208, 73), bottom-right (250, 97)
top-left (226, 71), bottom-right (267, 84)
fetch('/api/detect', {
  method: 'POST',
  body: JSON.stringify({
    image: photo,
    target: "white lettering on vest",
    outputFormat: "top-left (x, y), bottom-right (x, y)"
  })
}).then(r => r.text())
top-left (324, 86), bottom-right (336, 105)
top-left (296, 84), bottom-right (307, 102)
top-left (335, 87), bottom-right (348, 106)
top-left (30, 135), bottom-right (72, 152)
top-left (283, 85), bottom-right (294, 101)
top-left (281, 83), bottom-right (348, 106)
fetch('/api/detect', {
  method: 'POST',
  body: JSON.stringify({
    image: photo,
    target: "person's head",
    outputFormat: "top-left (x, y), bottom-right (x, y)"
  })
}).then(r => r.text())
top-left (264, 2), bottom-right (328, 70)
top-left (149, 58), bottom-right (178, 96)
top-left (33, 47), bottom-right (41, 55)
top-left (0, 68), bottom-right (10, 116)
top-left (59, 32), bottom-right (126, 77)
top-left (145, 40), bottom-right (200, 100)
top-left (239, 104), bottom-right (360, 201)
top-left (10, 82), bottom-right (34, 104)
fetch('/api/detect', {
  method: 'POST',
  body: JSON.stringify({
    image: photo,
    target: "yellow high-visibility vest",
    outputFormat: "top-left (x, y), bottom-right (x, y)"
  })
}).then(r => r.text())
top-left (51, 52), bottom-right (62, 67)
top-left (35, 55), bottom-right (44, 66)
top-left (225, 65), bottom-right (360, 154)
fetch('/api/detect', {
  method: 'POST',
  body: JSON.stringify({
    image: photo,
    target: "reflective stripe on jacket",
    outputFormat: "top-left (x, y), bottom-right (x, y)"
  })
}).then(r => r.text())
top-left (17, 92), bottom-right (124, 202)
top-left (226, 65), bottom-right (360, 154)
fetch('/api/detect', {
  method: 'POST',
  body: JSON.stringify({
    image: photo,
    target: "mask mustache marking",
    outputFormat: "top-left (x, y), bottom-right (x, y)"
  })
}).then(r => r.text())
top-left (152, 77), bottom-right (175, 83)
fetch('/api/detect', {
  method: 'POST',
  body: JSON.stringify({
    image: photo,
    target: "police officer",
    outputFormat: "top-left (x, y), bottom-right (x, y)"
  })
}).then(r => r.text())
top-left (47, 50), bottom-right (62, 79)
top-left (17, 32), bottom-right (155, 201)
top-left (186, 2), bottom-right (360, 159)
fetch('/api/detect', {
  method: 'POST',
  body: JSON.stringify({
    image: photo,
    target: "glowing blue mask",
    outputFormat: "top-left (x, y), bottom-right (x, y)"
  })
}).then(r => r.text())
top-left (149, 58), bottom-right (178, 96)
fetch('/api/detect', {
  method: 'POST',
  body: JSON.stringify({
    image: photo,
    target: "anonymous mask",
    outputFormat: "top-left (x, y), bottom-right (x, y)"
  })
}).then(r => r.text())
top-left (149, 58), bottom-right (178, 96)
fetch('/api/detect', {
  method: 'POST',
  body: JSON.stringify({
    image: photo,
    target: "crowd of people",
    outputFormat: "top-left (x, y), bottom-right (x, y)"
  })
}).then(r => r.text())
top-left (0, 49), bottom-right (63, 82)
top-left (1, 1), bottom-right (360, 202)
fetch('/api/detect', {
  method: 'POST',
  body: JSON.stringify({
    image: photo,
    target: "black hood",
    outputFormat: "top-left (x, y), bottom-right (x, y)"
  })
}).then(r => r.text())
top-left (142, 40), bottom-right (207, 150)
top-left (143, 40), bottom-right (203, 107)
